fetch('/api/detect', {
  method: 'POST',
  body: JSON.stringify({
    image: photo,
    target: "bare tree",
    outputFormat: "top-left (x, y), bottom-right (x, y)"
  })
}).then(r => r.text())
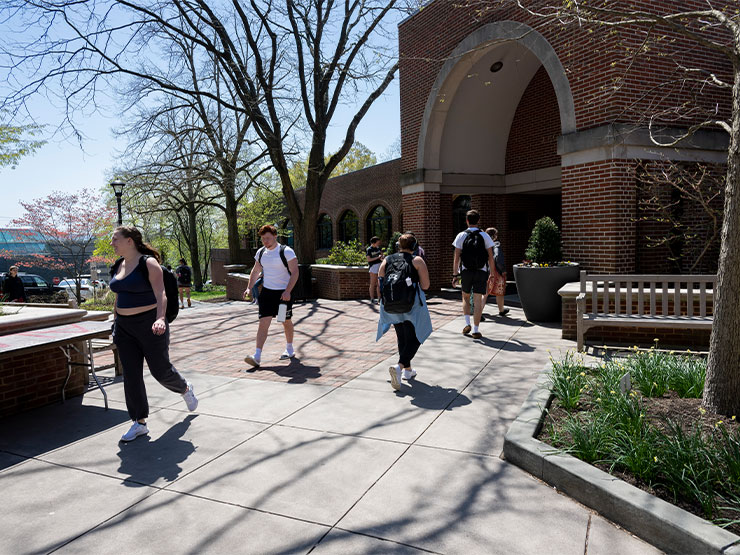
top-left (0, 0), bottom-right (407, 263)
top-left (636, 161), bottom-right (724, 274)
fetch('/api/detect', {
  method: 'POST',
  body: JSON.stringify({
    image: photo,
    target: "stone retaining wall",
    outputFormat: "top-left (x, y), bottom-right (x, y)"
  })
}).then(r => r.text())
top-left (310, 265), bottom-right (369, 300)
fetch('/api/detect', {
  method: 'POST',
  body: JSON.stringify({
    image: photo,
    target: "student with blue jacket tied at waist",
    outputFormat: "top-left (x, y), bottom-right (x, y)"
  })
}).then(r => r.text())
top-left (376, 233), bottom-right (432, 391)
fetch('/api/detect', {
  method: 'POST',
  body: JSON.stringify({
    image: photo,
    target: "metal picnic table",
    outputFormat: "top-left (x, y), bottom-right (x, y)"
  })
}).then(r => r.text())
top-left (0, 320), bottom-right (113, 409)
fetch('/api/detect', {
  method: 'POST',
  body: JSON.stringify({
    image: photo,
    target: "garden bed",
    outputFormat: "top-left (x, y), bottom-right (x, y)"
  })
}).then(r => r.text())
top-left (537, 349), bottom-right (740, 536)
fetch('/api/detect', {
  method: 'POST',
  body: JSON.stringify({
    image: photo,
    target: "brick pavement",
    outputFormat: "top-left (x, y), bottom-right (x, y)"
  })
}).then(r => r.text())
top-left (99, 297), bottom-right (466, 387)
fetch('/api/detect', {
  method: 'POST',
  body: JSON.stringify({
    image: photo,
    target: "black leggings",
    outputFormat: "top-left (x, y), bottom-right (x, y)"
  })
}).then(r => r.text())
top-left (393, 321), bottom-right (421, 368)
top-left (113, 309), bottom-right (188, 422)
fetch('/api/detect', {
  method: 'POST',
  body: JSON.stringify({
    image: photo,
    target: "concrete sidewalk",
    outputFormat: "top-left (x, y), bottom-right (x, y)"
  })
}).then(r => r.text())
top-left (0, 302), bottom-right (662, 554)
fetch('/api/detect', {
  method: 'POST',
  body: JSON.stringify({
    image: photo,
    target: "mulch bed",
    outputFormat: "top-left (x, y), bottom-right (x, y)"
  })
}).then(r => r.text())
top-left (538, 394), bottom-right (740, 536)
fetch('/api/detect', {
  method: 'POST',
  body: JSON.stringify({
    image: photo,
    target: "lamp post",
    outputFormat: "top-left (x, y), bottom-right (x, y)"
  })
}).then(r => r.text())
top-left (110, 179), bottom-right (126, 226)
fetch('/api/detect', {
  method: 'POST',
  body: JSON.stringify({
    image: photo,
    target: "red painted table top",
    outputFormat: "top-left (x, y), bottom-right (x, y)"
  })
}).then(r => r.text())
top-left (0, 321), bottom-right (112, 357)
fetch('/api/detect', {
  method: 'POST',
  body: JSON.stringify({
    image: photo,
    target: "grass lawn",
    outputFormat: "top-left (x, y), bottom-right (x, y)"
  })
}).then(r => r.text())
top-left (539, 347), bottom-right (740, 534)
top-left (190, 285), bottom-right (226, 301)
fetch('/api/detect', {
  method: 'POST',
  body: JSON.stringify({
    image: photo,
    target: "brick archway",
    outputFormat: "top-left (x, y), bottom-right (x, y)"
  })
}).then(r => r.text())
top-left (417, 21), bottom-right (575, 173)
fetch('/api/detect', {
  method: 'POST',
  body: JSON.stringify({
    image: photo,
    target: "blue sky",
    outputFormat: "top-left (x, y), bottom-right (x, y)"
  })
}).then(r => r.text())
top-left (0, 79), bottom-right (400, 226)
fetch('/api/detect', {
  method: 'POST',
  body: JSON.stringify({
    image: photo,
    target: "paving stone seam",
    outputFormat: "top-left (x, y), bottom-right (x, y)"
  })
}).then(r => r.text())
top-left (503, 367), bottom-right (740, 555)
top-left (309, 323), bottom-right (519, 552)
top-left (156, 381), bottom-right (343, 494)
top-left (323, 527), bottom-right (444, 554)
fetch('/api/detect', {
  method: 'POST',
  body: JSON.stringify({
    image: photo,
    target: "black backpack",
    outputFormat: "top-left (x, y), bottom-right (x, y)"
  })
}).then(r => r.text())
top-left (178, 265), bottom-right (192, 283)
top-left (111, 256), bottom-right (180, 323)
top-left (461, 229), bottom-right (489, 270)
top-left (381, 252), bottom-right (420, 313)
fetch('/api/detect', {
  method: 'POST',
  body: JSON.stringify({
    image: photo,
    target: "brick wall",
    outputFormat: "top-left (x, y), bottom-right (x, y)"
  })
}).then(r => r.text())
top-left (561, 160), bottom-right (637, 272)
top-left (293, 159), bottom-right (402, 248)
top-left (403, 190), bottom-right (442, 290)
top-left (505, 66), bottom-right (560, 174)
top-left (399, 0), bottom-right (732, 174)
top-left (225, 273), bottom-right (250, 301)
top-left (210, 248), bottom-right (253, 285)
top-left (1, 344), bottom-right (87, 418)
top-left (311, 266), bottom-right (370, 300)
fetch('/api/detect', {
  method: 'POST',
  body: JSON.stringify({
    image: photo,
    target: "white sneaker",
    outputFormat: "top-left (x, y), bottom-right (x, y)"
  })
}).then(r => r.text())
top-left (121, 422), bottom-right (148, 442)
top-left (402, 368), bottom-right (417, 381)
top-left (182, 382), bottom-right (198, 411)
top-left (244, 355), bottom-right (261, 368)
top-left (389, 365), bottom-right (402, 391)
top-left (279, 350), bottom-right (295, 360)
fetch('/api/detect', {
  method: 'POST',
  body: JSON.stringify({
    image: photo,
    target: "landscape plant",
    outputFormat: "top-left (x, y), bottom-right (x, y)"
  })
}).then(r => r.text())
top-left (542, 348), bottom-right (740, 530)
top-left (325, 240), bottom-right (367, 266)
top-left (524, 216), bottom-right (562, 265)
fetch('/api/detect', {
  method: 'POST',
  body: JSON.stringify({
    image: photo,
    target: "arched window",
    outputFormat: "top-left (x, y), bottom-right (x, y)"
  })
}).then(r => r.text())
top-left (316, 214), bottom-right (333, 250)
top-left (338, 210), bottom-right (359, 243)
top-left (366, 205), bottom-right (392, 245)
top-left (453, 195), bottom-right (472, 236)
top-left (281, 220), bottom-right (294, 248)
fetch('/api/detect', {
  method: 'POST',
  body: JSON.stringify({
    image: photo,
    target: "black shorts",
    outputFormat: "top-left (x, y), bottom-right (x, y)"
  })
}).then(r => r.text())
top-left (461, 269), bottom-right (489, 294)
top-left (178, 283), bottom-right (191, 288)
top-left (257, 287), bottom-right (293, 320)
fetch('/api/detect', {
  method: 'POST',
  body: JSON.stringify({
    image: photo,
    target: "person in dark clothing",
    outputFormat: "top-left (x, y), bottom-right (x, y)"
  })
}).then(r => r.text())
top-left (366, 236), bottom-right (384, 304)
top-left (3, 266), bottom-right (26, 302)
top-left (175, 258), bottom-right (193, 308)
top-left (110, 226), bottom-right (198, 443)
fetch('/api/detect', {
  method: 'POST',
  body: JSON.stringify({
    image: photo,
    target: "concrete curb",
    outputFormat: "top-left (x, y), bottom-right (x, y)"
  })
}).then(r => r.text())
top-left (503, 368), bottom-right (740, 555)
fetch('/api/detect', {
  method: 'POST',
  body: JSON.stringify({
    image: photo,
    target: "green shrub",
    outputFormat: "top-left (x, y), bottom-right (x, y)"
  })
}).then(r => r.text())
top-left (667, 355), bottom-right (706, 398)
top-left (561, 413), bottom-right (610, 464)
top-left (547, 350), bottom-right (587, 410)
top-left (625, 349), bottom-right (670, 397)
top-left (524, 216), bottom-right (562, 264)
top-left (385, 231), bottom-right (401, 256)
top-left (326, 240), bottom-right (367, 266)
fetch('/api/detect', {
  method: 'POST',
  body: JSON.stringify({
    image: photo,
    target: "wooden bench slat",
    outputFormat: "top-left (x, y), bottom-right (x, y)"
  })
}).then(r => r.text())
top-left (576, 273), bottom-right (717, 352)
top-left (615, 281), bottom-right (620, 315)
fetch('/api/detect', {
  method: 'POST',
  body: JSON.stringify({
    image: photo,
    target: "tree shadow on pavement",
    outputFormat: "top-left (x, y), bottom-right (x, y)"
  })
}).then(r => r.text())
top-left (117, 415), bottom-right (197, 487)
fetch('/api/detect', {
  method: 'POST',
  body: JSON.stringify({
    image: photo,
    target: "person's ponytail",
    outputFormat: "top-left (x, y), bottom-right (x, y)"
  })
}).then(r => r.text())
top-left (114, 226), bottom-right (161, 263)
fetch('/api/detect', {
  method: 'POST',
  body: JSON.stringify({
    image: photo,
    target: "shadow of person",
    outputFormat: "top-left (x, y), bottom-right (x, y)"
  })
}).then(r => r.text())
top-left (472, 336), bottom-right (536, 352)
top-left (248, 357), bottom-right (322, 384)
top-left (393, 378), bottom-right (472, 411)
top-left (117, 415), bottom-right (197, 487)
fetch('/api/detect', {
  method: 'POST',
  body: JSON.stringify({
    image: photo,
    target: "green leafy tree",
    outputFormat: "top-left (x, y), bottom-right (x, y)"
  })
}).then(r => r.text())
top-left (0, 119), bottom-right (45, 169)
top-left (289, 142), bottom-right (379, 190)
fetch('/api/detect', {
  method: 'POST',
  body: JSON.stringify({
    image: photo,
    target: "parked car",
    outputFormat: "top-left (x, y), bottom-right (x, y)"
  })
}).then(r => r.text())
top-left (57, 278), bottom-right (95, 300)
top-left (0, 272), bottom-right (62, 298)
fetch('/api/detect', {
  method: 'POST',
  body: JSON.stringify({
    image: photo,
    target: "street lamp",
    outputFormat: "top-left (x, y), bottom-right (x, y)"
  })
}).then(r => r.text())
top-left (110, 179), bottom-right (126, 226)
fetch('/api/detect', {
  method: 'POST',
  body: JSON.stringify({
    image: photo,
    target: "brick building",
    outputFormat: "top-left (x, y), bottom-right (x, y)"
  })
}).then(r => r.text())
top-left (219, 1), bottom-right (730, 292)
top-left (292, 158), bottom-right (403, 258)
top-left (396, 1), bottom-right (730, 290)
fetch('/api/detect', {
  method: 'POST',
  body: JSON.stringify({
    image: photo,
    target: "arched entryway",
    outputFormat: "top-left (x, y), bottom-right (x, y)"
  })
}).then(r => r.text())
top-left (404, 21), bottom-right (575, 287)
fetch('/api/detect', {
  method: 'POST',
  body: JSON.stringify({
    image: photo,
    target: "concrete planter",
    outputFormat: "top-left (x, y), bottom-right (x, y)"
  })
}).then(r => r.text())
top-left (513, 263), bottom-right (580, 322)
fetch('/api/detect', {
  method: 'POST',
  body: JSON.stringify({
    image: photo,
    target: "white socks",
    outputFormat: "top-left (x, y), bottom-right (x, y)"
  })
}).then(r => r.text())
top-left (286, 343), bottom-right (294, 356)
top-left (254, 348), bottom-right (262, 361)
top-left (464, 314), bottom-right (471, 326)
top-left (473, 325), bottom-right (479, 334)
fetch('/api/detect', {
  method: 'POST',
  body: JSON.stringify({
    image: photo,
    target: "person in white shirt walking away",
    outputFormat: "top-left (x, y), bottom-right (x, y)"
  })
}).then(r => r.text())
top-left (243, 225), bottom-right (300, 367)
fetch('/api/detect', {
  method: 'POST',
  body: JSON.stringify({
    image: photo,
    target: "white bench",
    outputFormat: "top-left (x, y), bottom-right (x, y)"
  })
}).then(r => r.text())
top-left (576, 271), bottom-right (715, 352)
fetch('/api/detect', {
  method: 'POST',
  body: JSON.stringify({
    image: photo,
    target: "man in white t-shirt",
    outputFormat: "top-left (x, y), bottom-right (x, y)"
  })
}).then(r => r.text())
top-left (243, 224), bottom-right (300, 367)
top-left (451, 209), bottom-right (495, 339)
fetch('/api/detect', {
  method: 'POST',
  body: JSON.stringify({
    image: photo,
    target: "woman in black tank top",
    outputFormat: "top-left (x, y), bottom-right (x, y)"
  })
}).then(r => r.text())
top-left (110, 226), bottom-right (198, 443)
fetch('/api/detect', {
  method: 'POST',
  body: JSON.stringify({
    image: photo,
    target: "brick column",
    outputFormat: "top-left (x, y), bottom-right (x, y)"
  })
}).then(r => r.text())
top-left (402, 189), bottom-right (442, 291)
top-left (561, 160), bottom-right (637, 272)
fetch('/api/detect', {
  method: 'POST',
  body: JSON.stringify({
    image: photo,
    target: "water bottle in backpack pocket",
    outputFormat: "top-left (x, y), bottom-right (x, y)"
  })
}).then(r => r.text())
top-left (381, 252), bottom-right (420, 313)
